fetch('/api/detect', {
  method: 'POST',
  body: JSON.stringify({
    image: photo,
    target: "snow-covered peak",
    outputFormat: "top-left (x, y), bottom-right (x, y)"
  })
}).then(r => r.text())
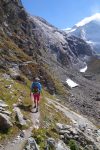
top-left (64, 13), bottom-right (100, 54)
top-left (76, 13), bottom-right (100, 27)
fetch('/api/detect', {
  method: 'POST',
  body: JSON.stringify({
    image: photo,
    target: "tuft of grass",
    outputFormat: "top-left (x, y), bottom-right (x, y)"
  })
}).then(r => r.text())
top-left (32, 128), bottom-right (47, 149)
top-left (32, 127), bottom-right (59, 150)
top-left (69, 139), bottom-right (79, 150)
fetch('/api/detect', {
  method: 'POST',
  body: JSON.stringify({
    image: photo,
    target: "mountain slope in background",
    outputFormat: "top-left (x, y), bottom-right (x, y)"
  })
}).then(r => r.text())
top-left (65, 13), bottom-right (100, 54)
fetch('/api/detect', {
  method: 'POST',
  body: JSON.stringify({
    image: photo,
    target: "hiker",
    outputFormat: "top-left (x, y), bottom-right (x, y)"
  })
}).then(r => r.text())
top-left (30, 77), bottom-right (42, 112)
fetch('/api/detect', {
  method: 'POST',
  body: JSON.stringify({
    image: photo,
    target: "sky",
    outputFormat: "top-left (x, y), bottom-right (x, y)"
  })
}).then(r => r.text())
top-left (21, 0), bottom-right (100, 29)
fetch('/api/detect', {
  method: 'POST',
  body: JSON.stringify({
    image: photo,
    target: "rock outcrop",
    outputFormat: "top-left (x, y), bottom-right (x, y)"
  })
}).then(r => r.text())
top-left (56, 123), bottom-right (100, 150)
top-left (14, 107), bottom-right (27, 126)
top-left (0, 100), bottom-right (12, 130)
top-left (24, 137), bottom-right (39, 150)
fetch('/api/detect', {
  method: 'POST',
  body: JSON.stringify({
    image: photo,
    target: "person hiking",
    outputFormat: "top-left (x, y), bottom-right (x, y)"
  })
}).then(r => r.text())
top-left (30, 77), bottom-right (42, 112)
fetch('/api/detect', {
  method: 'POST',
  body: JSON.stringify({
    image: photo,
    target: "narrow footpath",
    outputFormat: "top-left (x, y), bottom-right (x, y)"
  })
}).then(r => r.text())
top-left (1, 111), bottom-right (40, 150)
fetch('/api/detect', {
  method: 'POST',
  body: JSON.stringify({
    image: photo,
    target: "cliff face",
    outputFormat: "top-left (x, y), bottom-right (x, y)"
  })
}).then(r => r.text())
top-left (0, 0), bottom-right (94, 71)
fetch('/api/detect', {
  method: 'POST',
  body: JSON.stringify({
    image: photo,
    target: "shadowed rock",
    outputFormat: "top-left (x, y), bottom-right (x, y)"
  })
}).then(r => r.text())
top-left (14, 107), bottom-right (27, 126)
top-left (0, 113), bottom-right (12, 131)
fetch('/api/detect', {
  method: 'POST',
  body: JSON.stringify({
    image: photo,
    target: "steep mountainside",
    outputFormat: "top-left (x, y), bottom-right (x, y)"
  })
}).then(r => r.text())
top-left (0, 0), bottom-right (100, 122)
top-left (65, 13), bottom-right (100, 54)
top-left (0, 0), bottom-right (94, 71)
top-left (0, 1), bottom-right (100, 149)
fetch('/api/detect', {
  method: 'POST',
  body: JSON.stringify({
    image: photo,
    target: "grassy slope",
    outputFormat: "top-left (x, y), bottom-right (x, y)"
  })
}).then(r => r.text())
top-left (0, 70), bottom-right (70, 145)
top-left (0, 30), bottom-right (32, 65)
top-left (0, 29), bottom-right (70, 146)
top-left (0, 71), bottom-right (32, 141)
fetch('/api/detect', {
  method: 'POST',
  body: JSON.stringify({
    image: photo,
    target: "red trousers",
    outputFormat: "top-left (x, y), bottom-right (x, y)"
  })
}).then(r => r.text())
top-left (32, 93), bottom-right (40, 103)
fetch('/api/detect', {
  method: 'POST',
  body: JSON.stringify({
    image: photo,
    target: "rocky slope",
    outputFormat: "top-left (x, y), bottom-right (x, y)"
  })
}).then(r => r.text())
top-left (0, 0), bottom-right (94, 70)
top-left (0, 0), bottom-right (100, 149)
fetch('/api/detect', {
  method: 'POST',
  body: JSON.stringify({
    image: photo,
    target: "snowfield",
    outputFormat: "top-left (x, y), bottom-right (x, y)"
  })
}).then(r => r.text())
top-left (80, 65), bottom-right (87, 73)
top-left (66, 78), bottom-right (79, 88)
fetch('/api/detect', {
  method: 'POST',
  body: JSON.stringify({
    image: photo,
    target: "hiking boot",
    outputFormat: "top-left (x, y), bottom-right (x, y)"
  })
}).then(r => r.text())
top-left (33, 105), bottom-right (36, 109)
top-left (35, 107), bottom-right (38, 113)
top-left (34, 105), bottom-right (36, 108)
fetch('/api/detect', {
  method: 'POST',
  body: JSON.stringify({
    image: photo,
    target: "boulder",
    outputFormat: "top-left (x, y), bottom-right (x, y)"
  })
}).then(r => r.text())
top-left (9, 66), bottom-right (20, 80)
top-left (55, 140), bottom-right (70, 150)
top-left (0, 107), bottom-right (5, 111)
top-left (96, 136), bottom-right (100, 142)
top-left (0, 113), bottom-right (12, 130)
top-left (59, 130), bottom-right (70, 135)
top-left (96, 97), bottom-right (100, 101)
top-left (56, 123), bottom-right (71, 132)
top-left (84, 145), bottom-right (95, 150)
top-left (14, 107), bottom-right (27, 126)
top-left (79, 124), bottom-right (87, 132)
top-left (25, 137), bottom-right (39, 150)
top-left (47, 138), bottom-right (56, 149)
top-left (0, 110), bottom-right (11, 116)
top-left (64, 133), bottom-right (73, 141)
top-left (5, 85), bottom-right (12, 89)
top-left (20, 130), bottom-right (25, 138)
top-left (0, 100), bottom-right (8, 108)
top-left (69, 127), bottom-right (78, 135)
top-left (97, 129), bottom-right (100, 136)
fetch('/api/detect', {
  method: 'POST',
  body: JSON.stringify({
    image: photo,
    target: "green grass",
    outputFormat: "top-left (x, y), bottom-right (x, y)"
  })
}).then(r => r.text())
top-left (69, 140), bottom-right (79, 150)
top-left (32, 127), bottom-right (59, 150)
top-left (0, 72), bottom-right (32, 140)
top-left (0, 30), bottom-right (32, 63)
top-left (0, 73), bottom-right (31, 111)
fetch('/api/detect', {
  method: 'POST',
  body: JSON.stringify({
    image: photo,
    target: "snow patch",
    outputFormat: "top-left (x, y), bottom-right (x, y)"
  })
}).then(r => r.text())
top-left (64, 28), bottom-right (76, 33)
top-left (80, 65), bottom-right (87, 73)
top-left (76, 13), bottom-right (100, 27)
top-left (66, 78), bottom-right (78, 88)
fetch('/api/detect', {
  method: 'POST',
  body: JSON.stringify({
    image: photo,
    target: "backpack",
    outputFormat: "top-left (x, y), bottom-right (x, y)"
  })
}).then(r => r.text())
top-left (32, 83), bottom-right (39, 93)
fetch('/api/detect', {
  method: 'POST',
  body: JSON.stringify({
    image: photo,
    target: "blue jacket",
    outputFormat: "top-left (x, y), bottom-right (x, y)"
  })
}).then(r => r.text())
top-left (31, 82), bottom-right (42, 93)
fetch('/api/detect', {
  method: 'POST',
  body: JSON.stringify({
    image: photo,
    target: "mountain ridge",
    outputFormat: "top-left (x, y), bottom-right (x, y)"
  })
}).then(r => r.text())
top-left (65, 13), bottom-right (100, 54)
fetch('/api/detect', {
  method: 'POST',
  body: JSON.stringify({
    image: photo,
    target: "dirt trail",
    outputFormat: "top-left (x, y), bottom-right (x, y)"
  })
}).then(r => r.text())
top-left (1, 111), bottom-right (40, 150)
top-left (31, 110), bottom-right (40, 129)
top-left (2, 127), bottom-right (33, 150)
